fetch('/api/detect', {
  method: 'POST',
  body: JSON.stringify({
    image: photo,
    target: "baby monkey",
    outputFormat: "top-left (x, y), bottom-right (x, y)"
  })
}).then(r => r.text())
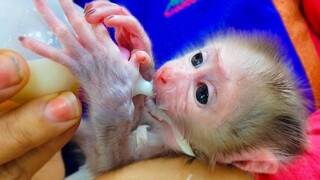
top-left (20, 0), bottom-right (307, 177)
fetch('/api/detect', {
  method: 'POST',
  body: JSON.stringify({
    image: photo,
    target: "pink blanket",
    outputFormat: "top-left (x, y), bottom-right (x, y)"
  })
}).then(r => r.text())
top-left (256, 110), bottom-right (320, 179)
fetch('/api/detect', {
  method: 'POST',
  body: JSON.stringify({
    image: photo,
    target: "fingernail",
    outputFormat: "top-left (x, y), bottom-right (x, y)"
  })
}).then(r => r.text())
top-left (83, 3), bottom-right (92, 14)
top-left (84, 9), bottom-right (96, 17)
top-left (138, 55), bottom-right (148, 64)
top-left (18, 36), bottom-right (25, 42)
top-left (0, 52), bottom-right (22, 89)
top-left (45, 92), bottom-right (80, 122)
top-left (105, 15), bottom-right (114, 20)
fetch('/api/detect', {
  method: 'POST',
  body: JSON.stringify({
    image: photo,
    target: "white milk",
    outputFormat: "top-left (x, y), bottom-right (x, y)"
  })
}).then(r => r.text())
top-left (11, 59), bottom-right (78, 104)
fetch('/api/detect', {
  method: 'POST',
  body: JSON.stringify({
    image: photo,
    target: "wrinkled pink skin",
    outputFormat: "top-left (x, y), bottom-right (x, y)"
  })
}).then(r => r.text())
top-left (119, 46), bottom-right (130, 60)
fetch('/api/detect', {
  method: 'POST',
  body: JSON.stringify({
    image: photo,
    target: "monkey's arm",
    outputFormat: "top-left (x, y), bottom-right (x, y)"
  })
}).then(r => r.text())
top-left (19, 0), bottom-right (146, 174)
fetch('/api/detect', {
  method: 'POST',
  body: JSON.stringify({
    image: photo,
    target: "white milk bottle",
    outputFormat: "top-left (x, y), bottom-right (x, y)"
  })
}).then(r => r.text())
top-left (0, 0), bottom-right (81, 104)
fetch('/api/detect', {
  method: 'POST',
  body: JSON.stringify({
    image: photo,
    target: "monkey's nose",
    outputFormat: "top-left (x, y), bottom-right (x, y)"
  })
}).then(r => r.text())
top-left (157, 69), bottom-right (172, 84)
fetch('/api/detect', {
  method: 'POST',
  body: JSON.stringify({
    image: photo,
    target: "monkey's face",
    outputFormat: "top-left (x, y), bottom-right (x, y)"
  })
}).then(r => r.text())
top-left (152, 34), bottom-right (307, 173)
top-left (153, 46), bottom-right (246, 136)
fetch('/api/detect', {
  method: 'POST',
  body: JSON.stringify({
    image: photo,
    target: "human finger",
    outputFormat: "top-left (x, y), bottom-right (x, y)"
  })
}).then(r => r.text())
top-left (0, 50), bottom-right (29, 102)
top-left (0, 91), bottom-right (81, 164)
top-left (0, 125), bottom-right (78, 179)
top-left (32, 151), bottom-right (65, 180)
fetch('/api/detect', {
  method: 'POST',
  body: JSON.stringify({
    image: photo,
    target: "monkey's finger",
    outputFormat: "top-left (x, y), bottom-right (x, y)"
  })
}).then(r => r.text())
top-left (0, 92), bottom-right (81, 165)
top-left (32, 0), bottom-right (84, 53)
top-left (19, 36), bottom-right (77, 70)
top-left (0, 125), bottom-right (78, 179)
top-left (104, 15), bottom-right (152, 55)
top-left (84, 3), bottom-right (124, 24)
top-left (137, 52), bottom-right (155, 81)
top-left (104, 15), bottom-right (145, 40)
top-left (59, 0), bottom-right (101, 52)
top-left (91, 23), bottom-right (113, 45)
top-left (129, 50), bottom-right (149, 67)
top-left (0, 50), bottom-right (29, 103)
top-left (84, 0), bottom-right (119, 14)
top-left (130, 50), bottom-right (154, 81)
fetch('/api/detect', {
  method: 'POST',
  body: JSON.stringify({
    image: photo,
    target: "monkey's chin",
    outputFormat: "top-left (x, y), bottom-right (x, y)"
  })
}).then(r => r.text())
top-left (147, 108), bottom-right (195, 157)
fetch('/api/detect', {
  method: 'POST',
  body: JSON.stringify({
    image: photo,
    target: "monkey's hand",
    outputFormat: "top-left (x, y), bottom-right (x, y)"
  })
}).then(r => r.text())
top-left (84, 1), bottom-right (154, 80)
top-left (20, 0), bottom-right (141, 115)
top-left (19, 0), bottom-right (149, 174)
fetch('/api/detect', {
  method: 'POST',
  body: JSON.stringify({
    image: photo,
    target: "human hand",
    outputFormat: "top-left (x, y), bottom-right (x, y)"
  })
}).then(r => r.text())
top-left (0, 49), bottom-right (81, 179)
top-left (84, 0), bottom-right (154, 80)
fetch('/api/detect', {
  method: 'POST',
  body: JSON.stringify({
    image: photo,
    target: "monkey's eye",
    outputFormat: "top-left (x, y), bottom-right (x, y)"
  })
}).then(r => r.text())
top-left (191, 52), bottom-right (203, 68)
top-left (196, 83), bottom-right (209, 104)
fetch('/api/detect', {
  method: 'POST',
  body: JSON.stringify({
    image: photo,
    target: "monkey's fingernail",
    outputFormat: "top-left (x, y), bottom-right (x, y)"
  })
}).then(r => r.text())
top-left (18, 36), bottom-right (25, 42)
top-left (45, 92), bottom-right (81, 122)
top-left (105, 15), bottom-right (114, 20)
top-left (83, 3), bottom-right (92, 14)
top-left (0, 52), bottom-right (22, 89)
top-left (138, 56), bottom-right (148, 64)
top-left (136, 51), bottom-right (149, 64)
top-left (84, 9), bottom-right (96, 17)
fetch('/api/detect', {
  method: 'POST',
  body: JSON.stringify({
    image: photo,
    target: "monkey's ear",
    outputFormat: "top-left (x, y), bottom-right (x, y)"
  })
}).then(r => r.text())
top-left (227, 149), bottom-right (279, 174)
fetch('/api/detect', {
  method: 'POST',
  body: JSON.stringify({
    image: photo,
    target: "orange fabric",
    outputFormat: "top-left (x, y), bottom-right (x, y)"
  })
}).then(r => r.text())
top-left (273, 0), bottom-right (320, 109)
top-left (301, 0), bottom-right (320, 61)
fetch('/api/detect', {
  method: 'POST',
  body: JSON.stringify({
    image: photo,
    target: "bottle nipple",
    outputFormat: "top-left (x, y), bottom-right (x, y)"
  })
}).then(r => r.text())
top-left (132, 74), bottom-right (153, 97)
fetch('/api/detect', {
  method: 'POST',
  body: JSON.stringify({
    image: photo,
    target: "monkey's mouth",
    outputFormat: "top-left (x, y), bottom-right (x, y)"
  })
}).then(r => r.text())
top-left (151, 95), bottom-right (157, 105)
top-left (147, 111), bottom-right (162, 122)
